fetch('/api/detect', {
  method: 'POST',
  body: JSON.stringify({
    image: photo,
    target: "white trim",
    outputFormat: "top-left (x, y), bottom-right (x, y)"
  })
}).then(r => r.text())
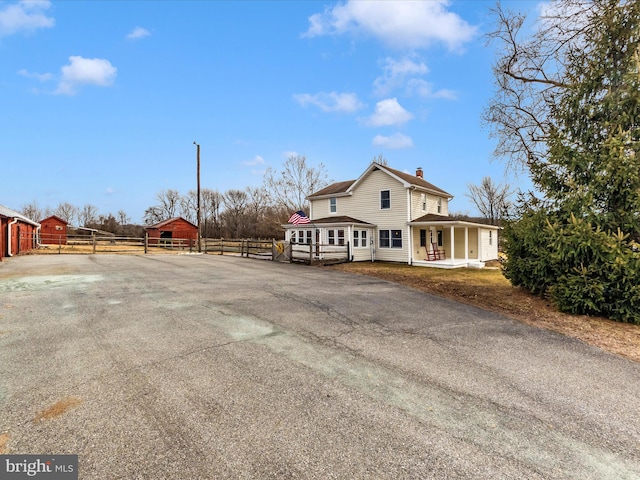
top-left (380, 189), bottom-right (391, 210)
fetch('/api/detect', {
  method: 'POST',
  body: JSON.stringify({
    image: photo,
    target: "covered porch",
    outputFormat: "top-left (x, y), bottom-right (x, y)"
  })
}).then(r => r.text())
top-left (409, 215), bottom-right (499, 269)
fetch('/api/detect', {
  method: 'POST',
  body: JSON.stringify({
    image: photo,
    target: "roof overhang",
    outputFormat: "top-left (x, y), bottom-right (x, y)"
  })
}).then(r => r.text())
top-left (409, 220), bottom-right (501, 229)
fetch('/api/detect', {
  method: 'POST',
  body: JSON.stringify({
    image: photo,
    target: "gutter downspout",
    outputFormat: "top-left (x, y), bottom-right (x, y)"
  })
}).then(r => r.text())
top-left (7, 218), bottom-right (18, 257)
top-left (408, 187), bottom-right (414, 265)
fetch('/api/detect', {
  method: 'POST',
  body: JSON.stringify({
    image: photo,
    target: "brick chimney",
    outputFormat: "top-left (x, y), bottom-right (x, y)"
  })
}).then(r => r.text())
top-left (416, 167), bottom-right (423, 179)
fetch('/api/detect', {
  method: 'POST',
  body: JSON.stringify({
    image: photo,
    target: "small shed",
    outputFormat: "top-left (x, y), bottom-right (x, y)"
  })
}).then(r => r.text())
top-left (40, 215), bottom-right (69, 245)
top-left (0, 205), bottom-right (40, 260)
top-left (145, 217), bottom-right (198, 246)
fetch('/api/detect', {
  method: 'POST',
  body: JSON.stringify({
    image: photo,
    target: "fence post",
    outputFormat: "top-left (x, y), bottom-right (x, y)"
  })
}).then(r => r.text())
top-left (190, 238), bottom-right (193, 253)
top-left (92, 234), bottom-right (96, 254)
top-left (221, 238), bottom-right (224, 255)
top-left (309, 243), bottom-right (313, 265)
top-left (58, 235), bottom-right (62, 254)
top-left (347, 241), bottom-right (351, 262)
top-left (144, 233), bottom-right (148, 254)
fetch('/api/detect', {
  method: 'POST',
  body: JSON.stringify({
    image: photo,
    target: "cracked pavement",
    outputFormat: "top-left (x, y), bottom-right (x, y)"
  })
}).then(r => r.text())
top-left (1, 254), bottom-right (639, 479)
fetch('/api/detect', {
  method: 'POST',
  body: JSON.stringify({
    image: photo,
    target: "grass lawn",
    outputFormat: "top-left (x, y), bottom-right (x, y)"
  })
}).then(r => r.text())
top-left (328, 262), bottom-right (640, 363)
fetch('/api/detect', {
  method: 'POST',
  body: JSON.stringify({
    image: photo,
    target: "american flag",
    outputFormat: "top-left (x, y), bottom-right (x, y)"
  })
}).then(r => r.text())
top-left (288, 210), bottom-right (311, 225)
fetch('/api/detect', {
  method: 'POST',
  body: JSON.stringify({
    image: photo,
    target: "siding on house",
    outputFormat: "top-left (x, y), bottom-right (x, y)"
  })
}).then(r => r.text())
top-left (479, 229), bottom-right (498, 261)
top-left (351, 169), bottom-right (409, 263)
top-left (304, 162), bottom-right (499, 266)
top-left (309, 166), bottom-right (456, 264)
top-left (310, 169), bottom-right (410, 262)
top-left (453, 227), bottom-right (467, 259)
top-left (409, 190), bottom-right (449, 219)
top-left (468, 228), bottom-right (479, 260)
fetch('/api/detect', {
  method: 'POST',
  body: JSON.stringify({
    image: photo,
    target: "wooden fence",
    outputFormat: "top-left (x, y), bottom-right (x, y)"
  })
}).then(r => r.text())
top-left (22, 234), bottom-right (350, 265)
top-left (289, 241), bottom-right (350, 265)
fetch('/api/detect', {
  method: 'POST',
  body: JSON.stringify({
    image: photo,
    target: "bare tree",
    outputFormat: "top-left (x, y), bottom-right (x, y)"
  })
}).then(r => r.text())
top-left (466, 176), bottom-right (513, 225)
top-left (245, 186), bottom-right (271, 238)
top-left (483, 0), bottom-right (601, 173)
top-left (144, 189), bottom-right (182, 225)
top-left (54, 202), bottom-right (78, 225)
top-left (21, 201), bottom-right (43, 222)
top-left (222, 189), bottom-right (248, 238)
top-left (157, 189), bottom-right (181, 218)
top-left (263, 155), bottom-right (329, 214)
top-left (117, 210), bottom-right (130, 226)
top-left (201, 188), bottom-right (222, 238)
top-left (143, 206), bottom-right (163, 225)
top-left (79, 204), bottom-right (99, 227)
top-left (179, 190), bottom-right (197, 225)
top-left (372, 154), bottom-right (388, 166)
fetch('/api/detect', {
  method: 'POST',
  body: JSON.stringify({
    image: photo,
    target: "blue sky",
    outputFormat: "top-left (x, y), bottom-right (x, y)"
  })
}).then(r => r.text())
top-left (1, 0), bottom-right (539, 223)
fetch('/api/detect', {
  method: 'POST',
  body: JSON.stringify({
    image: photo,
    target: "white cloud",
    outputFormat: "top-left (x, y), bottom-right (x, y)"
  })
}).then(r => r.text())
top-left (364, 98), bottom-right (413, 127)
top-left (105, 187), bottom-right (115, 195)
top-left (55, 56), bottom-right (117, 96)
top-left (244, 155), bottom-right (265, 166)
top-left (0, 0), bottom-right (54, 37)
top-left (293, 91), bottom-right (364, 113)
top-left (406, 78), bottom-right (457, 100)
top-left (17, 68), bottom-right (52, 82)
top-left (374, 56), bottom-right (429, 96)
top-left (126, 26), bottom-right (150, 40)
top-left (372, 133), bottom-right (413, 149)
top-left (304, 0), bottom-right (476, 51)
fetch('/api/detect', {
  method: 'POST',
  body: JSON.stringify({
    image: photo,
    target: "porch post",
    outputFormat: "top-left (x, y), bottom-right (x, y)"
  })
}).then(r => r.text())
top-left (408, 225), bottom-right (413, 265)
top-left (450, 226), bottom-right (455, 261)
top-left (464, 227), bottom-right (469, 261)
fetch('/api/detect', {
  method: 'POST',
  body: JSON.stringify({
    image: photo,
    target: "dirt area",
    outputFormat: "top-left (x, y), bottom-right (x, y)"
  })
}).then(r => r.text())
top-left (328, 261), bottom-right (640, 363)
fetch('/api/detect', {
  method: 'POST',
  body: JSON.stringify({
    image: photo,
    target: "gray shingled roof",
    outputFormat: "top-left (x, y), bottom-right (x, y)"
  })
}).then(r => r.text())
top-left (0, 205), bottom-right (40, 226)
top-left (308, 180), bottom-right (355, 198)
top-left (307, 216), bottom-right (374, 225)
top-left (382, 165), bottom-right (452, 197)
top-left (308, 163), bottom-right (451, 199)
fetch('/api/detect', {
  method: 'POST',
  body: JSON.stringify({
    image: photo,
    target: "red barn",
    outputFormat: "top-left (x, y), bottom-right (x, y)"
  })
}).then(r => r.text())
top-left (145, 217), bottom-right (198, 246)
top-left (39, 215), bottom-right (68, 245)
top-left (0, 205), bottom-right (40, 260)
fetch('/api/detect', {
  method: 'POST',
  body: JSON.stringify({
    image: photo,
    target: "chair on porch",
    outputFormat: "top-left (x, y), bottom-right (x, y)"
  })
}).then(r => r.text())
top-left (426, 242), bottom-right (445, 261)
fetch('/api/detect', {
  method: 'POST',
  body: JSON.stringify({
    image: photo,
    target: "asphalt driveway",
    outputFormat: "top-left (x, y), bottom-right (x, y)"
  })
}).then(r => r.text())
top-left (1, 254), bottom-right (639, 479)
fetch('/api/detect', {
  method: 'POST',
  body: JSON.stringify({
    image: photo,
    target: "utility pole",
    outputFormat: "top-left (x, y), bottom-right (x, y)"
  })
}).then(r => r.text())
top-left (193, 141), bottom-right (202, 253)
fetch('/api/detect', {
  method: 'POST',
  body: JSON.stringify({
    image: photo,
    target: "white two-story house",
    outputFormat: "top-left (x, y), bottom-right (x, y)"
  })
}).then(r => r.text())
top-left (283, 162), bottom-right (499, 268)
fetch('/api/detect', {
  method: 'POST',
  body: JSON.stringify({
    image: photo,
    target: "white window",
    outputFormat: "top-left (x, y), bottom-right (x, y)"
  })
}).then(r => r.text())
top-left (329, 197), bottom-right (337, 213)
top-left (294, 230), bottom-right (312, 244)
top-left (353, 230), bottom-right (368, 248)
top-left (327, 229), bottom-right (345, 246)
top-left (380, 190), bottom-right (390, 209)
top-left (437, 198), bottom-right (442, 214)
top-left (421, 193), bottom-right (426, 211)
top-left (489, 230), bottom-right (493, 246)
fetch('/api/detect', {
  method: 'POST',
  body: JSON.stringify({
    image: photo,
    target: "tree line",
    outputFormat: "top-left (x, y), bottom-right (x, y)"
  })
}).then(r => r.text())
top-left (19, 155), bottom-right (330, 240)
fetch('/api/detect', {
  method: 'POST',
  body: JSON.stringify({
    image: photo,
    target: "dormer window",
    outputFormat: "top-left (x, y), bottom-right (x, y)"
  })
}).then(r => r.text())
top-left (330, 197), bottom-right (337, 213)
top-left (381, 190), bottom-right (390, 209)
